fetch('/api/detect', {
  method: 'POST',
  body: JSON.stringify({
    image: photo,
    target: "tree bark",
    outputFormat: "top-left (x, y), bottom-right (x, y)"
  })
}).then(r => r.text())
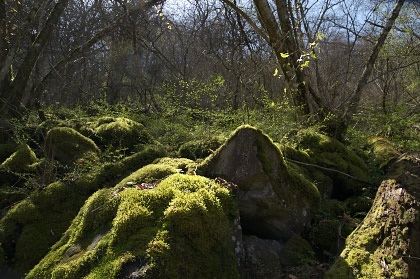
top-left (1, 0), bottom-right (70, 117)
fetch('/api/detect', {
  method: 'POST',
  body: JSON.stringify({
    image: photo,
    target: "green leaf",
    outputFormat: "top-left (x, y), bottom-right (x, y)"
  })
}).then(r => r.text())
top-left (273, 68), bottom-right (279, 76)
top-left (280, 53), bottom-right (289, 58)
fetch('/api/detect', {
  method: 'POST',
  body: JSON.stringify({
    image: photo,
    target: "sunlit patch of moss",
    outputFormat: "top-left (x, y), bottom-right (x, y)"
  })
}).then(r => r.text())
top-left (326, 176), bottom-right (419, 279)
top-left (115, 164), bottom-right (176, 188)
top-left (0, 145), bottom-right (166, 275)
top-left (0, 144), bottom-right (37, 173)
top-left (368, 137), bottom-right (401, 168)
top-left (27, 174), bottom-right (238, 279)
top-left (95, 117), bottom-right (152, 150)
top-left (153, 157), bottom-right (196, 173)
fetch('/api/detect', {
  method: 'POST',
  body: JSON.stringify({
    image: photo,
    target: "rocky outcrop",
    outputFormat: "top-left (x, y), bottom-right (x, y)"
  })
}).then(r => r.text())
top-left (200, 125), bottom-right (320, 241)
top-left (326, 152), bottom-right (420, 278)
top-left (26, 174), bottom-right (238, 279)
top-left (0, 146), bottom-right (166, 275)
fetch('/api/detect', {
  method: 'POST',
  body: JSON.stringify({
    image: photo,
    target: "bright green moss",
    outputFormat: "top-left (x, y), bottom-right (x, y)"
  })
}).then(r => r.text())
top-left (153, 157), bottom-right (196, 173)
top-left (1, 144), bottom-right (37, 173)
top-left (46, 127), bottom-right (100, 163)
top-left (0, 145), bottom-right (166, 275)
top-left (116, 164), bottom-right (176, 188)
top-left (368, 137), bottom-right (401, 168)
top-left (28, 173), bottom-right (238, 279)
top-left (95, 117), bottom-right (152, 149)
top-left (326, 178), bottom-right (418, 279)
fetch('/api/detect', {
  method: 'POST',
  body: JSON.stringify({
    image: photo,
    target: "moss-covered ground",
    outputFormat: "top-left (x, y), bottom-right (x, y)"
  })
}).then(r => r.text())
top-left (0, 103), bottom-right (417, 279)
top-left (0, 145), bottom-right (166, 274)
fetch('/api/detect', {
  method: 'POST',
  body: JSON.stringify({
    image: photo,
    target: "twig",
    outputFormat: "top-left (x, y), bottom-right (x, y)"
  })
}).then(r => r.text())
top-left (284, 157), bottom-right (377, 186)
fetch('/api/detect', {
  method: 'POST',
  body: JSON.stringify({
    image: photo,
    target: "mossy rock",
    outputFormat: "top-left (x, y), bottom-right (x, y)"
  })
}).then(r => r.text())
top-left (46, 127), bottom-right (100, 164)
top-left (0, 145), bottom-right (166, 275)
top-left (368, 136), bottom-right (401, 168)
top-left (279, 234), bottom-right (316, 266)
top-left (326, 153), bottom-right (420, 278)
top-left (0, 144), bottom-right (37, 173)
top-left (178, 137), bottom-right (225, 160)
top-left (0, 144), bottom-right (17, 164)
top-left (152, 157), bottom-right (196, 174)
top-left (296, 131), bottom-right (368, 199)
top-left (200, 125), bottom-right (320, 241)
top-left (95, 117), bottom-right (152, 150)
top-left (27, 174), bottom-right (238, 279)
top-left (279, 144), bottom-right (333, 199)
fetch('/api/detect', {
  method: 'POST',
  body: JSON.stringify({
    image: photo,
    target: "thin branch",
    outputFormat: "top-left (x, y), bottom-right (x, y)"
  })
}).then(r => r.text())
top-left (284, 157), bottom-right (377, 186)
top-left (366, 20), bottom-right (420, 40)
top-left (219, 0), bottom-right (270, 43)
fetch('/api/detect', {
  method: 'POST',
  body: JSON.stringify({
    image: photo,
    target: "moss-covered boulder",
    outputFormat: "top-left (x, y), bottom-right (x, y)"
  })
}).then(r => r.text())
top-left (326, 152), bottom-right (420, 278)
top-left (0, 144), bottom-right (17, 164)
top-left (45, 127), bottom-right (100, 164)
top-left (95, 117), bottom-right (152, 150)
top-left (0, 145), bottom-right (166, 275)
top-left (368, 136), bottom-right (401, 168)
top-left (200, 125), bottom-right (320, 241)
top-left (178, 137), bottom-right (225, 160)
top-left (0, 144), bottom-right (37, 173)
top-left (152, 157), bottom-right (196, 174)
top-left (295, 131), bottom-right (369, 199)
top-left (280, 144), bottom-right (334, 199)
top-left (27, 174), bottom-right (238, 279)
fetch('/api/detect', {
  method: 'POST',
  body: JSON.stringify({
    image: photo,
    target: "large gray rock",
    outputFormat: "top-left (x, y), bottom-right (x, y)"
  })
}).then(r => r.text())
top-left (200, 125), bottom-right (320, 241)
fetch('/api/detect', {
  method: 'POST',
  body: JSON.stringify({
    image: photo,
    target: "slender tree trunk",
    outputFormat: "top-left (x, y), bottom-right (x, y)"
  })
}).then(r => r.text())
top-left (1, 0), bottom-right (70, 117)
top-left (0, 0), bottom-right (6, 65)
top-left (344, 0), bottom-right (406, 125)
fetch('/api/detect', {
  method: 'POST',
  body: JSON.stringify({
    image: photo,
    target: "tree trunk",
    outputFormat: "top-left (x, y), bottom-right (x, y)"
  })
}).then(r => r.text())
top-left (1, 0), bottom-right (70, 117)
top-left (343, 0), bottom-right (406, 125)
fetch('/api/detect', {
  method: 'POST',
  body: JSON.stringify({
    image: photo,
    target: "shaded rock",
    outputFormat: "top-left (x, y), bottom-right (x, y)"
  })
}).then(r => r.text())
top-left (295, 131), bottom-right (369, 199)
top-left (0, 144), bottom-right (17, 164)
top-left (200, 125), bottom-right (320, 241)
top-left (326, 152), bottom-right (420, 279)
top-left (280, 234), bottom-right (316, 266)
top-left (242, 235), bottom-right (283, 279)
top-left (45, 127), bottom-right (99, 164)
top-left (280, 144), bottom-right (334, 199)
